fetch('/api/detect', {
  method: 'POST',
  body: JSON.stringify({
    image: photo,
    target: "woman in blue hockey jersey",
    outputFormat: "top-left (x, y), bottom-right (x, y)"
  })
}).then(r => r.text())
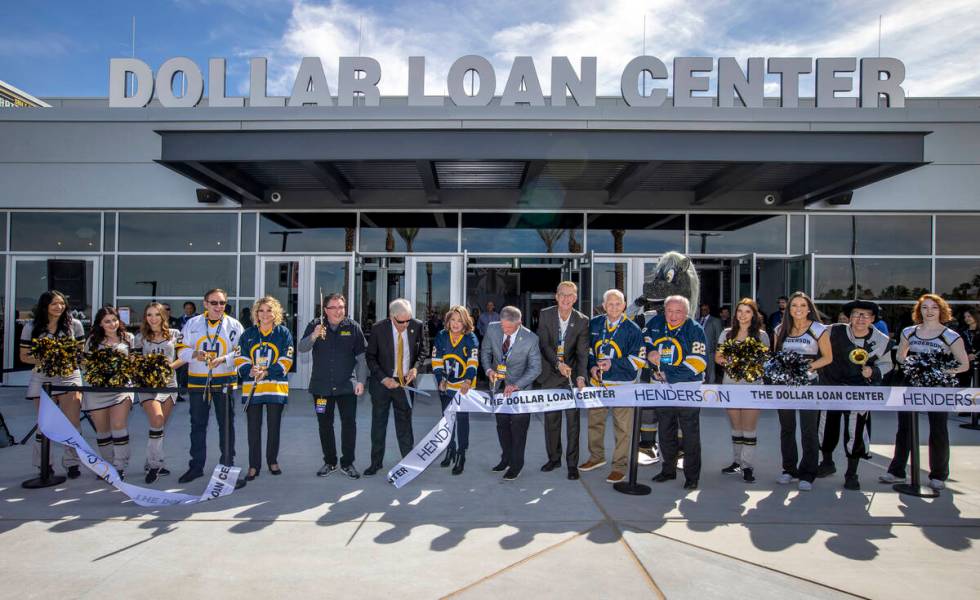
top-left (432, 305), bottom-right (479, 475)
top-left (236, 296), bottom-right (294, 481)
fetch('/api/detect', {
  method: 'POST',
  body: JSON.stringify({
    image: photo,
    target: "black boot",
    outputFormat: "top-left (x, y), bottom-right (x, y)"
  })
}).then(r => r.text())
top-left (452, 450), bottom-right (466, 475)
top-left (440, 447), bottom-right (456, 468)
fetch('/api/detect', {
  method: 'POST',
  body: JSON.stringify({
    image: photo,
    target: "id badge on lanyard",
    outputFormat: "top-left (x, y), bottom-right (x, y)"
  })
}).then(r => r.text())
top-left (204, 320), bottom-right (222, 362)
top-left (256, 343), bottom-right (272, 370)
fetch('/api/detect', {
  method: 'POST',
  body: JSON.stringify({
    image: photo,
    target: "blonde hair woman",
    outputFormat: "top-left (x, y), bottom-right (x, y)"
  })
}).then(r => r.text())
top-left (235, 297), bottom-right (295, 481)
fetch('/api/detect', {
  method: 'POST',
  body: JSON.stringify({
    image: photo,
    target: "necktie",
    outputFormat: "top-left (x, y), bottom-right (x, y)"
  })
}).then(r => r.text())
top-left (396, 332), bottom-right (405, 386)
top-left (502, 334), bottom-right (511, 356)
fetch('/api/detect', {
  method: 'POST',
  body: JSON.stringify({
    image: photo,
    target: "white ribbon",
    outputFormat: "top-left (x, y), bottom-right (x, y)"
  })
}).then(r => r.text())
top-left (386, 382), bottom-right (980, 488)
top-left (38, 390), bottom-right (241, 507)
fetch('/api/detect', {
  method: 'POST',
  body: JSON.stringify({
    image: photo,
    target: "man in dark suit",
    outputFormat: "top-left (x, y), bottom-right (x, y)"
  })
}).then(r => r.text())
top-left (364, 298), bottom-right (427, 476)
top-left (481, 306), bottom-right (542, 481)
top-left (536, 281), bottom-right (589, 480)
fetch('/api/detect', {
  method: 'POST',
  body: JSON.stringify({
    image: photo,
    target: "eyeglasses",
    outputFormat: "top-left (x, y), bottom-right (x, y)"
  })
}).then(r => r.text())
top-left (207, 300), bottom-right (227, 306)
top-left (394, 317), bottom-right (411, 324)
top-left (325, 305), bottom-right (345, 310)
top-left (850, 313), bottom-right (873, 320)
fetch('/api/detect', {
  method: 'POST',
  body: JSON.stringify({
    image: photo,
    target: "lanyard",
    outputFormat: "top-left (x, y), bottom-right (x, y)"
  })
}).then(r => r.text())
top-left (205, 317), bottom-right (223, 352)
top-left (599, 317), bottom-right (619, 358)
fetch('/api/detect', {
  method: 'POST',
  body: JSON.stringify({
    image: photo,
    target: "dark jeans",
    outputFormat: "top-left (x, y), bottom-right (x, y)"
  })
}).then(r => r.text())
top-left (887, 412), bottom-right (950, 481)
top-left (246, 403), bottom-right (283, 471)
top-left (369, 382), bottom-right (414, 468)
top-left (843, 411), bottom-right (872, 478)
top-left (188, 388), bottom-right (236, 472)
top-left (316, 394), bottom-right (358, 468)
top-left (496, 413), bottom-right (530, 472)
top-left (543, 408), bottom-right (580, 467)
top-left (655, 407), bottom-right (701, 481)
top-left (439, 392), bottom-right (470, 452)
top-left (820, 410), bottom-right (844, 464)
top-left (778, 409), bottom-right (821, 482)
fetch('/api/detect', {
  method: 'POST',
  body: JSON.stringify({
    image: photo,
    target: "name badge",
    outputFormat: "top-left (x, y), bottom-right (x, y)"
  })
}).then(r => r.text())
top-left (495, 364), bottom-right (507, 375)
top-left (659, 347), bottom-right (674, 366)
top-left (256, 355), bottom-right (271, 369)
top-left (557, 344), bottom-right (565, 361)
top-left (315, 397), bottom-right (328, 414)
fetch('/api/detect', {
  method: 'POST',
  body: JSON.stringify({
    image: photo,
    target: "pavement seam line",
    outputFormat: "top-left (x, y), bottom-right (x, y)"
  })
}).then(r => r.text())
top-left (577, 477), bottom-right (667, 599)
top-left (628, 522), bottom-right (871, 600)
top-left (439, 522), bottom-right (602, 599)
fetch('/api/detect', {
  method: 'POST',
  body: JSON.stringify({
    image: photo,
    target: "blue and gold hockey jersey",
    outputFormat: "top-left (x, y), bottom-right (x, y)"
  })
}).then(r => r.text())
top-left (588, 316), bottom-right (645, 384)
top-left (642, 315), bottom-right (707, 383)
top-left (235, 324), bottom-right (294, 404)
top-left (431, 330), bottom-right (479, 391)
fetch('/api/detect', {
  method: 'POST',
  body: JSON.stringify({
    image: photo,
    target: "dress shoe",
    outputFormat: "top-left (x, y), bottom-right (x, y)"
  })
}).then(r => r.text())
top-left (567, 469), bottom-right (580, 481)
top-left (145, 468), bottom-right (160, 484)
top-left (269, 464), bottom-right (282, 476)
top-left (363, 465), bottom-right (381, 477)
top-left (440, 448), bottom-right (456, 468)
top-left (491, 461), bottom-right (509, 472)
top-left (742, 468), bottom-right (756, 483)
top-left (178, 469), bottom-right (204, 484)
top-left (66, 466), bottom-right (81, 479)
top-left (816, 460), bottom-right (836, 478)
top-left (843, 474), bottom-right (860, 491)
top-left (578, 458), bottom-right (606, 472)
top-left (652, 472), bottom-right (677, 483)
top-left (683, 479), bottom-right (699, 490)
top-left (451, 451), bottom-right (466, 476)
top-left (246, 468), bottom-right (259, 481)
top-left (503, 468), bottom-right (522, 481)
top-left (540, 460), bottom-right (560, 472)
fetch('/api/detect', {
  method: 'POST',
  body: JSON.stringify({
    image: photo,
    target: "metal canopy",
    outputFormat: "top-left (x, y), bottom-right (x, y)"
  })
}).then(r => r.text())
top-left (157, 129), bottom-right (927, 206)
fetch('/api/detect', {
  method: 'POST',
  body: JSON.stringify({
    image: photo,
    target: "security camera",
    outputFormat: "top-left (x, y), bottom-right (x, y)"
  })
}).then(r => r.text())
top-left (270, 191), bottom-right (283, 203)
top-left (763, 194), bottom-right (776, 206)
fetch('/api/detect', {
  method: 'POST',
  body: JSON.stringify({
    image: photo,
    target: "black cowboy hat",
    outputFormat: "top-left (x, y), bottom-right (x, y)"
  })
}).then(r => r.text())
top-left (843, 299), bottom-right (880, 319)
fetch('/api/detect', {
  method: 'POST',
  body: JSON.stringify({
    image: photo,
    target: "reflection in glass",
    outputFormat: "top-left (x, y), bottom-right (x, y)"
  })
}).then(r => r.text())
top-left (0, 212), bottom-right (7, 250)
top-left (461, 213), bottom-right (583, 254)
top-left (11, 212), bottom-right (101, 251)
top-left (790, 214), bottom-right (804, 254)
top-left (586, 214), bottom-right (684, 254)
top-left (103, 212), bottom-right (116, 251)
top-left (815, 302), bottom-right (913, 335)
top-left (263, 261), bottom-right (299, 373)
top-left (415, 262), bottom-right (452, 334)
top-left (466, 267), bottom-right (520, 317)
top-left (687, 214), bottom-right (786, 254)
top-left (935, 216), bottom-right (980, 255)
top-left (241, 212), bottom-right (257, 252)
top-left (360, 213), bottom-right (458, 252)
top-left (358, 258), bottom-right (404, 334)
top-left (314, 261), bottom-right (351, 318)
top-left (936, 259), bottom-right (980, 301)
top-left (102, 256), bottom-right (115, 307)
top-left (117, 255), bottom-right (237, 297)
top-left (592, 262), bottom-right (627, 316)
top-left (119, 212), bottom-right (237, 252)
top-left (808, 215), bottom-right (930, 255)
top-left (814, 258), bottom-right (930, 300)
top-left (259, 213), bottom-right (356, 253)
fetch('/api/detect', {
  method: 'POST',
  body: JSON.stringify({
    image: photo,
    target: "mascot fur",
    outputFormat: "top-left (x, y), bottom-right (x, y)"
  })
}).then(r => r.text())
top-left (641, 251), bottom-right (700, 319)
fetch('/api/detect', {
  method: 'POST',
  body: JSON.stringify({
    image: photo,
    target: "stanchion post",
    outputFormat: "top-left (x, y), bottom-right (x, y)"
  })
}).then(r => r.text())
top-left (894, 412), bottom-right (939, 498)
top-left (22, 383), bottom-right (68, 489)
top-left (614, 406), bottom-right (651, 496)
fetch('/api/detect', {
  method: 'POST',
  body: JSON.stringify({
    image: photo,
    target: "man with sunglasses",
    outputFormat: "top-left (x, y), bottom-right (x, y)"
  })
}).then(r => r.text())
top-left (176, 288), bottom-right (244, 483)
top-left (364, 298), bottom-right (427, 476)
top-left (299, 293), bottom-right (368, 479)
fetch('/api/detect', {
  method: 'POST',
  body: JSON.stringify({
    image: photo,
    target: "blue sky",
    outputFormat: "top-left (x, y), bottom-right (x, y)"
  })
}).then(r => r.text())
top-left (3, 0), bottom-right (978, 99)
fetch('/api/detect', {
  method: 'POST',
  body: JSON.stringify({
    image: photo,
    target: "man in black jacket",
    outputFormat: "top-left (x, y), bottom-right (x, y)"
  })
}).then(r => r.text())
top-left (364, 298), bottom-right (427, 476)
top-left (298, 293), bottom-right (368, 479)
top-left (536, 281), bottom-right (589, 480)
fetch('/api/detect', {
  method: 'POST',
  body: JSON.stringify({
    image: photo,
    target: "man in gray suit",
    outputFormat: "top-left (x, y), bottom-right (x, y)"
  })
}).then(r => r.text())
top-left (698, 302), bottom-right (724, 384)
top-left (481, 306), bottom-right (542, 481)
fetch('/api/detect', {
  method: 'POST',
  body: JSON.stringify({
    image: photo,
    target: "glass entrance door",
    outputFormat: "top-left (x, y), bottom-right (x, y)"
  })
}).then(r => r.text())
top-left (734, 253), bottom-right (758, 301)
top-left (5, 256), bottom-right (100, 386)
top-left (406, 256), bottom-right (462, 337)
top-left (357, 257), bottom-right (405, 335)
top-left (787, 254), bottom-right (815, 296)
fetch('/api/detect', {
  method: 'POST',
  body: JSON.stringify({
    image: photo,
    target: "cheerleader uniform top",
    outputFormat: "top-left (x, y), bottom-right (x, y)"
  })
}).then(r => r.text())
top-left (641, 315), bottom-right (708, 383)
top-left (775, 321), bottom-right (827, 358)
top-left (133, 329), bottom-right (182, 400)
top-left (902, 325), bottom-right (961, 357)
top-left (431, 330), bottom-right (479, 391)
top-left (235, 324), bottom-right (295, 405)
top-left (717, 328), bottom-right (771, 384)
top-left (589, 315), bottom-right (645, 384)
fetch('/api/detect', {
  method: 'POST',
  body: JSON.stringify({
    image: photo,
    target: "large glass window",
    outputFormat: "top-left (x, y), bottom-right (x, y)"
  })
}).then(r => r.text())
top-left (936, 216), bottom-right (980, 255)
top-left (814, 258), bottom-right (930, 300)
top-left (592, 262), bottom-right (627, 316)
top-left (360, 212), bottom-right (458, 253)
top-left (11, 212), bottom-right (101, 251)
top-left (789, 214), bottom-right (804, 254)
top-left (936, 259), bottom-right (980, 301)
top-left (0, 212), bottom-right (7, 251)
top-left (415, 261), bottom-right (452, 328)
top-left (103, 212), bottom-right (116, 251)
top-left (586, 214), bottom-right (684, 254)
top-left (241, 212), bottom-right (256, 252)
top-left (461, 212), bottom-right (583, 254)
top-left (808, 215), bottom-right (931, 255)
top-left (119, 212), bottom-right (237, 252)
top-left (259, 213), bottom-right (356, 253)
top-left (687, 214), bottom-right (786, 254)
top-left (117, 255), bottom-right (237, 297)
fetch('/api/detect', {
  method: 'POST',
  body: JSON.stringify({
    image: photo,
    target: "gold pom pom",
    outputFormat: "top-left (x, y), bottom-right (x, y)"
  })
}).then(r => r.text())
top-left (31, 337), bottom-right (82, 378)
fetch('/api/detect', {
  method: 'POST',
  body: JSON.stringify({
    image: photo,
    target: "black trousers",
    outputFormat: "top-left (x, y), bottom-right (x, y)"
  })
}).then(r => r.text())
top-left (820, 410), bottom-right (844, 463)
top-left (655, 407), bottom-right (701, 481)
top-left (496, 413), bottom-right (531, 472)
top-left (778, 409), bottom-right (821, 482)
top-left (886, 412), bottom-right (950, 481)
top-left (246, 403), bottom-right (283, 471)
top-left (316, 394), bottom-right (357, 468)
top-left (844, 411), bottom-right (872, 478)
top-left (543, 408), bottom-right (580, 467)
top-left (369, 383), bottom-right (414, 468)
top-left (188, 389), bottom-right (235, 472)
top-left (439, 392), bottom-right (470, 451)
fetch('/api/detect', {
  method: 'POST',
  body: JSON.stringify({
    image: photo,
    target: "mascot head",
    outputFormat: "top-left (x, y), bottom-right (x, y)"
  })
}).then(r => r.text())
top-left (642, 251), bottom-right (700, 319)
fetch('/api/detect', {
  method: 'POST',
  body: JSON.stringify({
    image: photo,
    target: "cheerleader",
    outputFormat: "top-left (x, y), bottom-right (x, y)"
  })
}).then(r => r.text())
top-left (714, 298), bottom-right (770, 483)
top-left (235, 297), bottom-right (294, 481)
top-left (18, 290), bottom-right (86, 478)
top-left (880, 294), bottom-right (969, 490)
top-left (773, 292), bottom-right (833, 491)
top-left (133, 302), bottom-right (185, 484)
top-left (83, 306), bottom-right (135, 479)
top-left (432, 305), bottom-right (479, 475)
